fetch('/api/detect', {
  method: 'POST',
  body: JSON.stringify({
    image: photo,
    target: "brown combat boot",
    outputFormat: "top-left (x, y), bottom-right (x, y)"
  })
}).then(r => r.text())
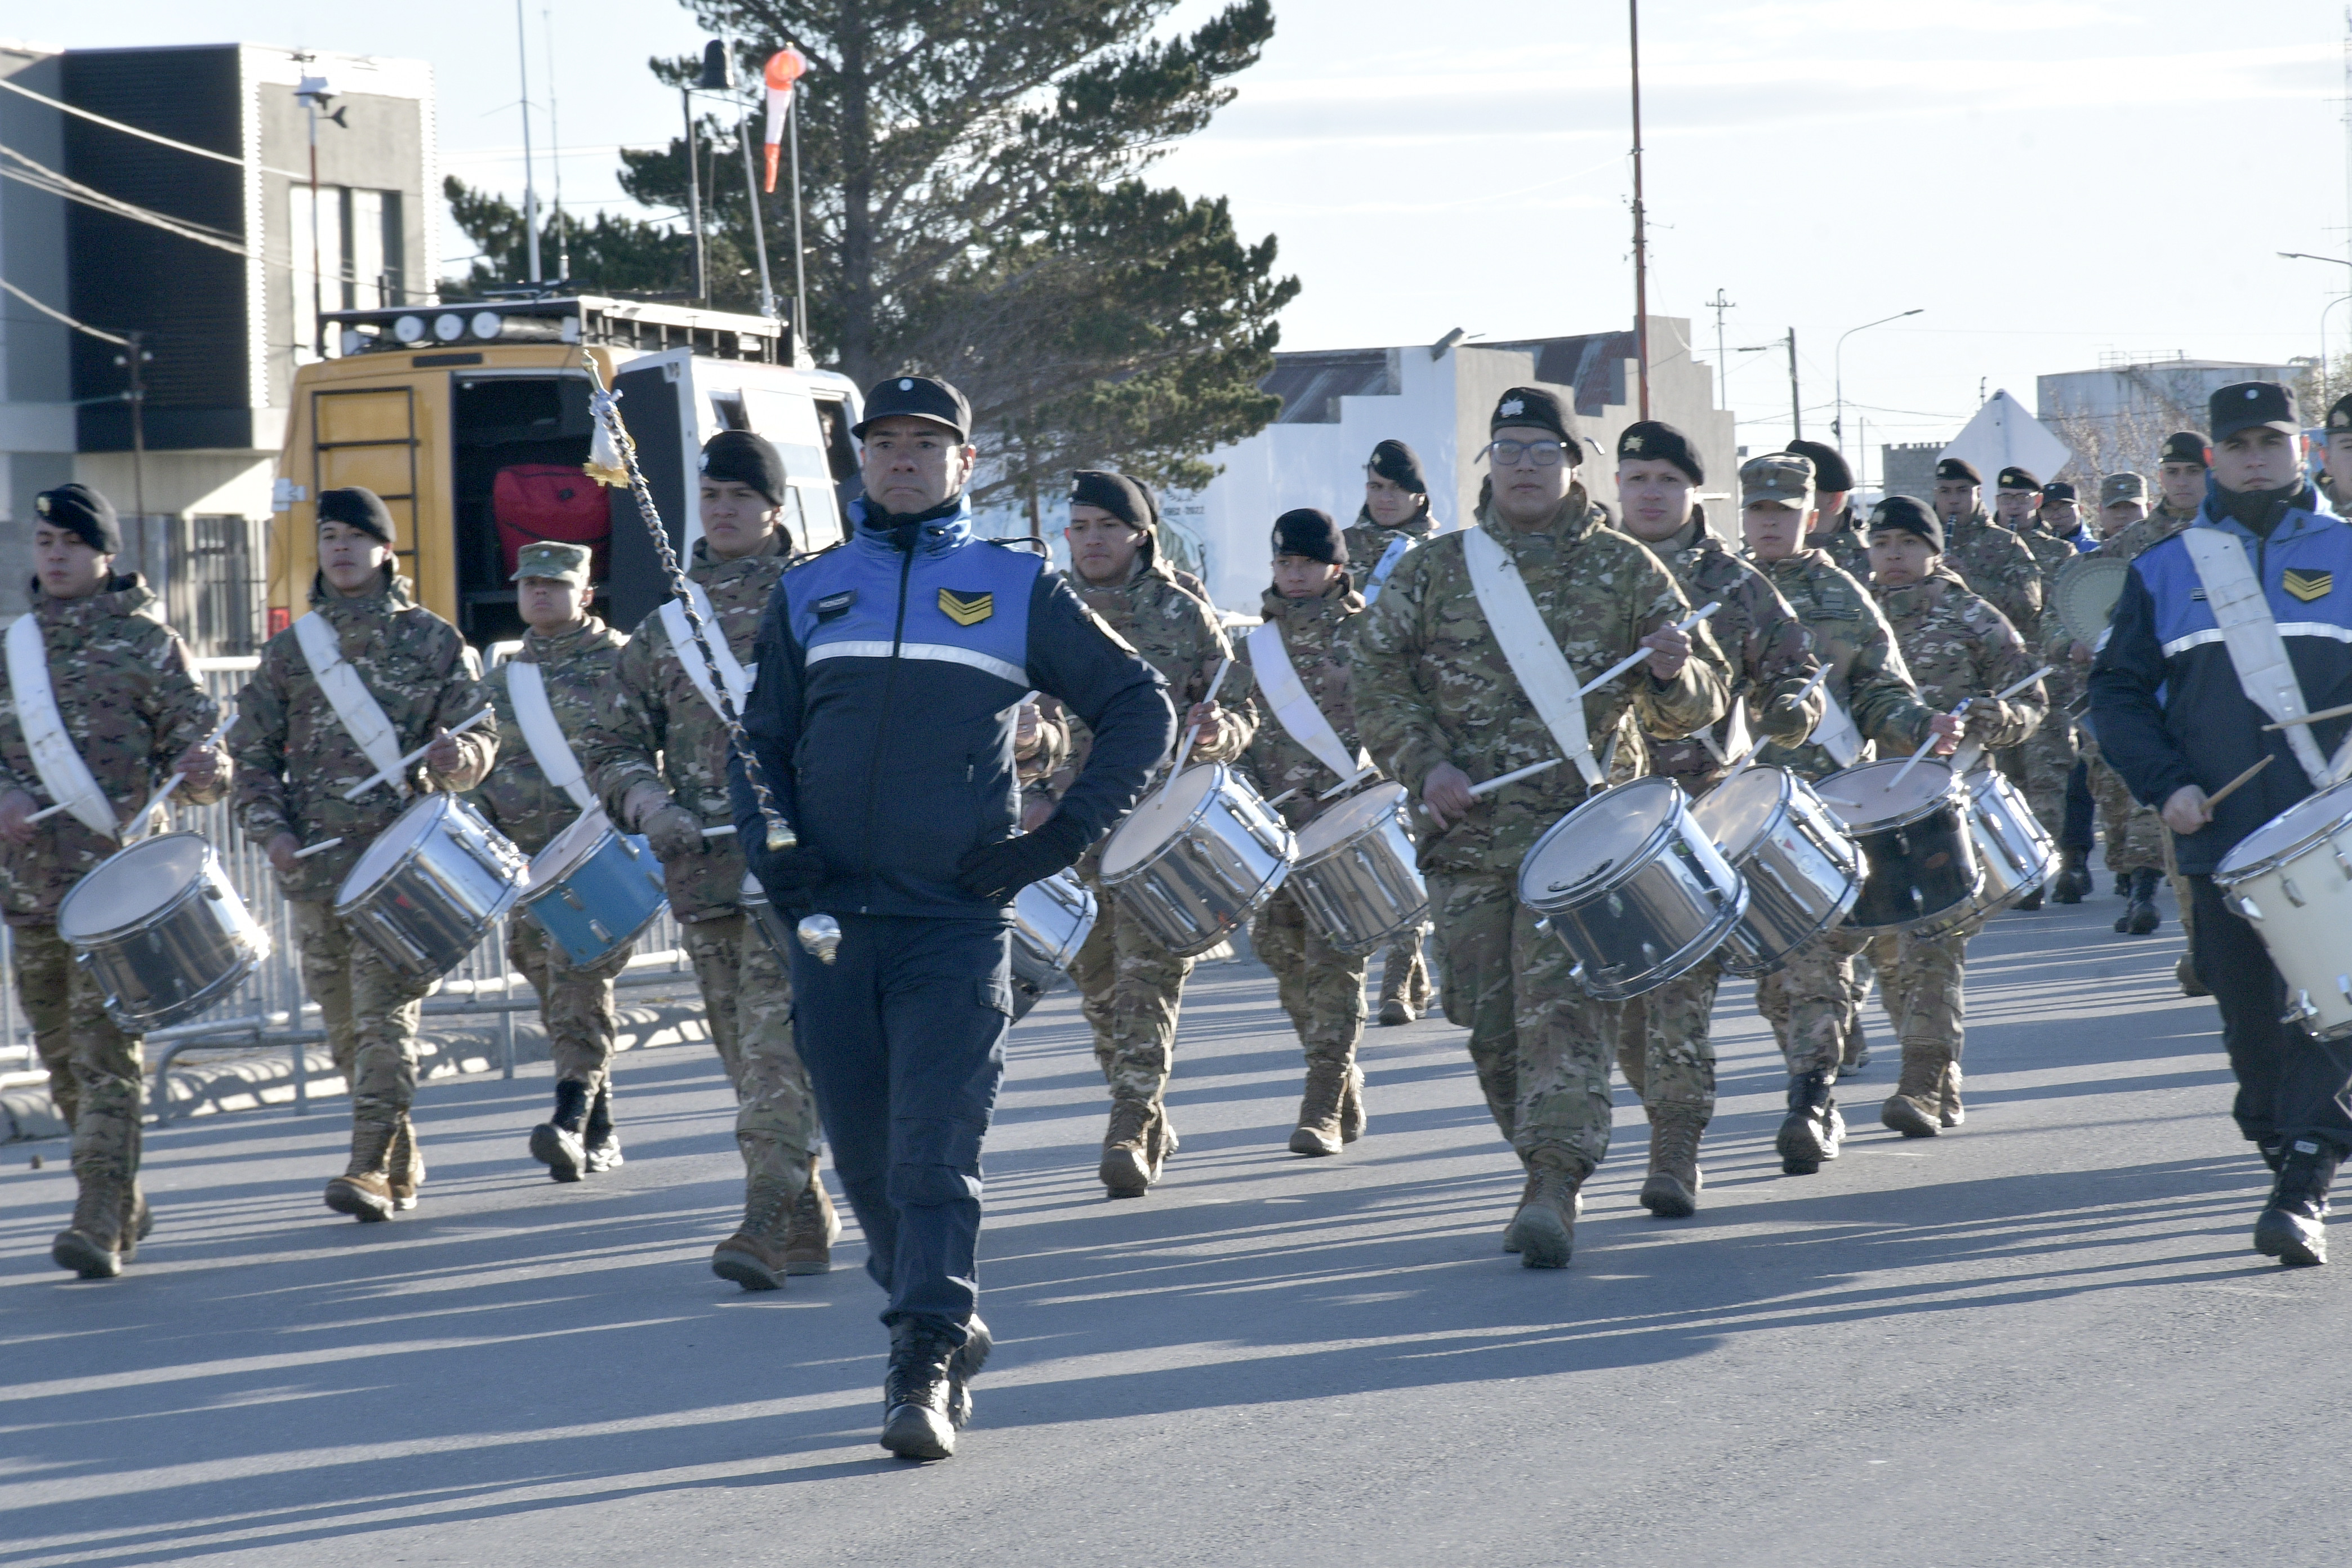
top-left (1881, 1043), bottom-right (1950, 1138)
top-left (52, 1164), bottom-right (128, 1279)
top-left (1339, 1065), bottom-right (1367, 1144)
top-left (1639, 1104), bottom-right (1707, 1219)
top-left (1100, 1099), bottom-right (1153, 1197)
top-left (1504, 1150), bottom-right (1588, 1269)
top-left (1409, 948), bottom-right (1433, 1015)
top-left (711, 1173), bottom-right (800, 1290)
top-left (1940, 1062), bottom-right (1965, 1128)
top-left (1378, 943), bottom-right (1418, 1026)
top-left (1146, 1102), bottom-right (1179, 1181)
top-left (1289, 1059), bottom-right (1349, 1156)
top-left (324, 1121), bottom-right (399, 1222)
top-left (783, 1156), bottom-right (840, 1276)
top-left (387, 1116), bottom-right (425, 1210)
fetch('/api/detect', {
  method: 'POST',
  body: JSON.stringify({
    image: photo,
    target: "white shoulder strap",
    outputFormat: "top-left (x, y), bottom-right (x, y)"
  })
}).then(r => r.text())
top-left (1247, 619), bottom-right (1367, 783)
top-left (293, 611), bottom-right (411, 796)
top-left (1808, 689), bottom-right (1866, 768)
top-left (2181, 528), bottom-right (2352, 788)
top-left (506, 661), bottom-right (594, 810)
top-left (3, 613), bottom-right (116, 834)
top-left (658, 583), bottom-right (756, 726)
top-left (1462, 527), bottom-right (1601, 786)
top-left (1361, 532), bottom-right (1415, 606)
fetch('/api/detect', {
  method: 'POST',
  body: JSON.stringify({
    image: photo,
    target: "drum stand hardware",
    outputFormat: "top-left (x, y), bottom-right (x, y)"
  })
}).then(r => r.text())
top-left (341, 707), bottom-right (495, 800)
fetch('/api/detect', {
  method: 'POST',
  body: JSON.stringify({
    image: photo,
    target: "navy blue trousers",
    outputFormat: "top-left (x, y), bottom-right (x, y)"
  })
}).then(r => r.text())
top-left (2189, 875), bottom-right (2352, 1153)
top-left (789, 914), bottom-right (1010, 1340)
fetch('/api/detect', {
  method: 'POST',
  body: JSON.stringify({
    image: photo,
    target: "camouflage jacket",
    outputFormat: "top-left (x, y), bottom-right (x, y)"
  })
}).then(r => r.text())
top-left (1752, 550), bottom-right (1937, 779)
top-left (1631, 513), bottom-right (1823, 791)
top-left (1941, 506), bottom-right (2044, 643)
top-left (1872, 567), bottom-right (2046, 751)
top-left (1808, 506), bottom-right (1869, 580)
top-left (1017, 697), bottom-right (1071, 813)
top-left (1052, 556), bottom-right (1255, 797)
top-left (580, 532), bottom-right (794, 923)
top-left (1227, 579), bottom-right (1366, 830)
top-left (2097, 503), bottom-right (2197, 565)
top-left (469, 616), bottom-right (629, 859)
top-left (1342, 507), bottom-right (1440, 599)
top-left (1348, 485), bottom-right (1732, 876)
top-left (230, 572), bottom-right (498, 903)
top-left (0, 576), bottom-right (227, 925)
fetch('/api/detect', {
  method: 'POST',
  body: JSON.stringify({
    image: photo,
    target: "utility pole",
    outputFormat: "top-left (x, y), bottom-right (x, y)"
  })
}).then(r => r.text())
top-left (515, 0), bottom-right (541, 282)
top-left (1787, 329), bottom-right (1801, 440)
top-left (1706, 289), bottom-right (1733, 411)
top-left (683, 88), bottom-right (705, 303)
top-left (545, 0), bottom-right (567, 280)
top-left (1628, 0), bottom-right (1650, 419)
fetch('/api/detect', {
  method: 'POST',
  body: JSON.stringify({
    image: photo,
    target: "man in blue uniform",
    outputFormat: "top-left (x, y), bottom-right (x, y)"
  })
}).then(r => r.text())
top-left (2091, 381), bottom-right (2352, 1267)
top-left (733, 375), bottom-right (1173, 1459)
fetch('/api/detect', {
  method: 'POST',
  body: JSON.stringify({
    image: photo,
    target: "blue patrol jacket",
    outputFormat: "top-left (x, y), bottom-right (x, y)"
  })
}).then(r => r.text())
top-left (730, 496), bottom-right (1174, 918)
top-left (2088, 485), bottom-right (2352, 874)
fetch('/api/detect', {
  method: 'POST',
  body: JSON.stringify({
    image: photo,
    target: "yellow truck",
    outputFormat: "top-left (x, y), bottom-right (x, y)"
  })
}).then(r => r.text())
top-left (270, 295), bottom-right (862, 645)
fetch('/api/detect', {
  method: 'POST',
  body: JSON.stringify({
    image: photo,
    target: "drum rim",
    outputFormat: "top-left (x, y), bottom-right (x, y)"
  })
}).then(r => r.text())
top-left (2216, 776), bottom-right (2352, 884)
top-left (520, 826), bottom-right (657, 913)
top-left (1816, 759), bottom-right (1964, 834)
top-left (527, 805), bottom-right (620, 886)
top-left (1101, 763), bottom-right (1231, 883)
top-left (1517, 776), bottom-right (1684, 907)
top-left (57, 831), bottom-right (227, 943)
top-left (336, 793), bottom-right (459, 913)
top-left (1690, 765), bottom-right (1797, 860)
top-left (1293, 785), bottom-right (1413, 868)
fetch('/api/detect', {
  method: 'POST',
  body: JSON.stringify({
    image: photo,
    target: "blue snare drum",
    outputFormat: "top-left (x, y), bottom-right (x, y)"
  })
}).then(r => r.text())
top-left (521, 808), bottom-right (669, 965)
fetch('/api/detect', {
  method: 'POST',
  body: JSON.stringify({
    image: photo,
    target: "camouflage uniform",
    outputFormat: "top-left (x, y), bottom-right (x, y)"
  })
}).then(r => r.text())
top-left (1017, 697), bottom-right (1071, 820)
top-left (469, 615), bottom-right (632, 1096)
top-left (578, 532), bottom-right (818, 1196)
top-left (1341, 507), bottom-right (1441, 1017)
top-left (1941, 506), bottom-right (2046, 815)
top-left (0, 574), bottom-right (224, 1251)
top-left (1348, 486), bottom-right (1730, 1191)
top-left (2099, 502), bottom-right (2202, 954)
top-left (1807, 506), bottom-right (1870, 581)
top-left (2016, 522), bottom-right (2083, 843)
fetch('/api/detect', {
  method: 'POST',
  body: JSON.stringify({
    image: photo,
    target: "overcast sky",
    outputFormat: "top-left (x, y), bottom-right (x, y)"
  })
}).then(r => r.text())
top-left (34, 0), bottom-right (2352, 477)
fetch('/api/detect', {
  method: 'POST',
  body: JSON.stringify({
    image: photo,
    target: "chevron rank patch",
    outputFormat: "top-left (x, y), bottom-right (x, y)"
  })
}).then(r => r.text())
top-left (2284, 569), bottom-right (2333, 603)
top-left (939, 587), bottom-right (994, 626)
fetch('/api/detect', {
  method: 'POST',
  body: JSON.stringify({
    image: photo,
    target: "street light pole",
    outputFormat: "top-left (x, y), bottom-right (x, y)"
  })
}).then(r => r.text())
top-left (1627, 0), bottom-right (1649, 418)
top-left (1834, 308), bottom-right (1925, 461)
top-left (2282, 252), bottom-right (2352, 394)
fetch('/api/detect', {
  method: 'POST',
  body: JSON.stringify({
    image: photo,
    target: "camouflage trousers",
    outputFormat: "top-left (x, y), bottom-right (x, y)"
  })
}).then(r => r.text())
top-left (1250, 885), bottom-right (1366, 1070)
top-left (1860, 925), bottom-right (1972, 1061)
top-left (506, 918), bottom-right (632, 1094)
top-left (1754, 926), bottom-right (1867, 1081)
top-left (289, 900), bottom-right (432, 1135)
top-left (2082, 734), bottom-right (2165, 875)
top-left (1430, 871), bottom-right (1618, 1173)
top-left (2021, 713), bottom-right (2079, 843)
top-left (1070, 885), bottom-right (1193, 1107)
top-left (12, 922), bottom-right (142, 1180)
top-left (1613, 957), bottom-right (1718, 1116)
top-left (682, 911), bottom-right (819, 1189)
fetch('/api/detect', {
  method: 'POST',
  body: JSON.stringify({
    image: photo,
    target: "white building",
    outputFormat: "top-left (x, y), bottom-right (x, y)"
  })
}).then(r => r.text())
top-left (2038, 353), bottom-right (2305, 443)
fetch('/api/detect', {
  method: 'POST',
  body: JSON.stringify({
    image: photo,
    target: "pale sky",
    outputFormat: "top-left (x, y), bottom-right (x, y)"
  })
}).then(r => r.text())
top-left (35, 0), bottom-right (2352, 476)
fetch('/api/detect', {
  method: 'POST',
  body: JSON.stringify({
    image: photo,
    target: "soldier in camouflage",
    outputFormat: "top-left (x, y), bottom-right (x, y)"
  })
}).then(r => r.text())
top-left (231, 487), bottom-right (499, 1224)
top-left (1609, 428), bottom-right (1824, 1218)
top-left (1999, 467), bottom-right (2079, 908)
top-left (1226, 509), bottom-right (1375, 1156)
top-left (1788, 440), bottom-right (1866, 580)
top-left (0, 485), bottom-right (228, 1279)
top-left (2079, 472), bottom-right (2172, 934)
top-left (1932, 457), bottom-right (2047, 639)
top-left (1351, 386), bottom-right (1731, 1269)
top-left (1054, 469), bottom-right (1257, 1196)
top-left (468, 542), bottom-right (635, 1182)
top-left (578, 430), bottom-right (830, 1288)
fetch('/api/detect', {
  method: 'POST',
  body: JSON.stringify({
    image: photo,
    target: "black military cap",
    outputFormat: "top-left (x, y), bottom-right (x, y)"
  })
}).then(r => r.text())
top-left (1784, 439), bottom-right (1853, 493)
top-left (2158, 431), bottom-right (2209, 467)
top-left (1996, 465), bottom-right (2040, 492)
top-left (2210, 381), bottom-right (2299, 444)
top-left (1616, 419), bottom-right (1703, 483)
top-left (1068, 470), bottom-right (1151, 529)
top-left (1935, 457), bottom-right (1981, 485)
top-left (1867, 493), bottom-right (1943, 551)
top-left (2040, 480), bottom-right (2079, 505)
top-left (2328, 396), bottom-right (2352, 433)
top-left (700, 429), bottom-right (786, 505)
top-left (32, 482), bottom-right (121, 555)
top-left (1490, 386), bottom-right (1584, 462)
top-left (317, 486), bottom-right (396, 545)
top-left (1366, 438), bottom-right (1427, 493)
top-left (853, 374), bottom-right (972, 442)
top-left (1271, 507), bottom-right (1347, 565)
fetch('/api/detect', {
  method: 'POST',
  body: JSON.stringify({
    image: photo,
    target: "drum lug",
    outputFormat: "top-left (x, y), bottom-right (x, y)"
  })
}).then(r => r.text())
top-left (559, 887), bottom-right (587, 911)
top-left (2335, 844), bottom-right (2352, 880)
top-left (2283, 877), bottom-right (2308, 908)
top-left (2236, 894), bottom-right (2264, 923)
top-left (2286, 989), bottom-right (2323, 1027)
top-left (589, 920), bottom-right (613, 942)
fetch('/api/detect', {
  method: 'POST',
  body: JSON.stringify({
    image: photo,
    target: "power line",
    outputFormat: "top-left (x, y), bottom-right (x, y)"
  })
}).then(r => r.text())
top-left (0, 275), bottom-right (130, 345)
top-left (0, 141), bottom-right (256, 260)
top-left (0, 74), bottom-right (305, 180)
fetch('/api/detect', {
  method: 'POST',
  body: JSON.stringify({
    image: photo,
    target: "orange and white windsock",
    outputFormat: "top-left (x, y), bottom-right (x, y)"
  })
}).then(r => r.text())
top-left (763, 46), bottom-right (809, 193)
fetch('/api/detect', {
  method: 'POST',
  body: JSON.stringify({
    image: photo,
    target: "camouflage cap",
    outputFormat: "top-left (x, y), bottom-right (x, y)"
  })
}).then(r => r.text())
top-left (2100, 472), bottom-right (2150, 509)
top-left (511, 540), bottom-right (595, 585)
top-left (1740, 451), bottom-right (1816, 510)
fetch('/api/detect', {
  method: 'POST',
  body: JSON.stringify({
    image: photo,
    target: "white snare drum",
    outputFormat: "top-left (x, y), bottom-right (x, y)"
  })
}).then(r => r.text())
top-left (1517, 776), bottom-right (1748, 1000)
top-left (1286, 782), bottom-right (1428, 956)
top-left (2215, 776), bottom-right (2352, 1038)
top-left (336, 795), bottom-right (531, 984)
top-left (1101, 764), bottom-right (1294, 959)
top-left (1010, 869), bottom-right (1097, 1020)
top-left (56, 833), bottom-right (271, 1032)
top-left (1690, 767), bottom-right (1862, 976)
top-left (1910, 767), bottom-right (2059, 941)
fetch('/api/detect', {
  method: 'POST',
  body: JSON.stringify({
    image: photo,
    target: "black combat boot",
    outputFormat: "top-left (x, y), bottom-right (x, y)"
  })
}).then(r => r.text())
top-left (2252, 1138), bottom-right (2340, 1267)
top-left (2112, 872), bottom-right (2130, 898)
top-left (2051, 847), bottom-right (2091, 904)
top-left (2115, 867), bottom-right (2162, 936)
top-left (880, 1319), bottom-right (967, 1460)
top-left (529, 1079), bottom-right (591, 1183)
top-left (2015, 884), bottom-right (2044, 911)
top-left (582, 1085), bottom-right (623, 1173)
top-left (1775, 1071), bottom-right (1843, 1175)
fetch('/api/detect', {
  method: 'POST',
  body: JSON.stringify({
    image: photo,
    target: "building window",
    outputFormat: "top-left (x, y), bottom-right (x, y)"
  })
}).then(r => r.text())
top-left (289, 185), bottom-right (407, 361)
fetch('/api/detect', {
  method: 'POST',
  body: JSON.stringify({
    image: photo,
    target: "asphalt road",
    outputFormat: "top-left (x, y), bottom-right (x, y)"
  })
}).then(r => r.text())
top-left (1, 884), bottom-right (2335, 1567)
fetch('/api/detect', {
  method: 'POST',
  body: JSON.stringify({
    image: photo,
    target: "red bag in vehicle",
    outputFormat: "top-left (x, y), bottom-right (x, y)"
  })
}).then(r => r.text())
top-left (494, 464), bottom-right (611, 582)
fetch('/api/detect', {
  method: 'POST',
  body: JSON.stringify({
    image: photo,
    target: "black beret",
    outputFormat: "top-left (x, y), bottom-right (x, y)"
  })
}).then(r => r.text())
top-left (317, 486), bottom-right (396, 544)
top-left (32, 483), bottom-right (121, 555)
top-left (1996, 465), bottom-right (2040, 492)
top-left (1367, 438), bottom-right (1428, 495)
top-left (2158, 431), bottom-right (2209, 466)
top-left (1069, 470), bottom-right (1150, 529)
top-left (2211, 381), bottom-right (2300, 444)
top-left (1935, 457), bottom-right (1980, 485)
top-left (2328, 397), bottom-right (2352, 434)
top-left (1784, 439), bottom-right (1852, 493)
top-left (2040, 480), bottom-right (2079, 505)
top-left (1490, 386), bottom-right (1584, 462)
top-left (854, 374), bottom-right (972, 442)
top-left (1271, 507), bottom-right (1346, 567)
top-left (1868, 494), bottom-right (1943, 551)
top-left (1616, 419), bottom-right (1703, 484)
top-left (699, 429), bottom-right (786, 506)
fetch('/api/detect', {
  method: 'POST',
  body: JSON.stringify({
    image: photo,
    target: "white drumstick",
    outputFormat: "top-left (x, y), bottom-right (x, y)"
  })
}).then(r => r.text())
top-left (700, 824), bottom-right (737, 838)
top-left (1157, 658), bottom-right (1233, 806)
top-left (1885, 698), bottom-right (1972, 792)
top-left (1574, 601), bottom-right (1722, 698)
top-left (1469, 756), bottom-right (1563, 798)
top-left (341, 708), bottom-right (495, 801)
top-left (128, 706), bottom-right (239, 838)
top-left (26, 801), bottom-right (68, 823)
top-left (1722, 663), bottom-right (1834, 789)
top-left (293, 836), bottom-right (344, 860)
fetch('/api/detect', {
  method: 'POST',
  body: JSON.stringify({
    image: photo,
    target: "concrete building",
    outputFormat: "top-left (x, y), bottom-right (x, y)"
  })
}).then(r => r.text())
top-left (2038, 353), bottom-right (2305, 457)
top-left (1881, 440), bottom-right (1940, 504)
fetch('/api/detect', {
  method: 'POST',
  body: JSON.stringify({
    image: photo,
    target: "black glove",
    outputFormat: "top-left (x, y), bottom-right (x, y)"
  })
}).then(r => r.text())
top-left (955, 813), bottom-right (1093, 903)
top-left (755, 844), bottom-right (833, 898)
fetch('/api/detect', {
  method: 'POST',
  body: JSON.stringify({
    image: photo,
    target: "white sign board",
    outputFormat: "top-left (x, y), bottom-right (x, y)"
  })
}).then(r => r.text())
top-left (1940, 389), bottom-right (2074, 489)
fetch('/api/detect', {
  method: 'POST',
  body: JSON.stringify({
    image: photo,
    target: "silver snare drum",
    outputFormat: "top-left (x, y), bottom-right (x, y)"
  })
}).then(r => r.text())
top-left (1287, 782), bottom-right (1428, 956)
top-left (335, 794), bottom-right (530, 985)
top-left (56, 832), bottom-right (271, 1032)
top-left (1011, 869), bottom-right (1097, 1020)
top-left (1517, 776), bottom-right (1749, 1001)
top-left (1911, 766), bottom-right (2059, 941)
top-left (1690, 767), bottom-right (1863, 976)
top-left (1101, 764), bottom-right (1294, 959)
top-left (2216, 777), bottom-right (2352, 1038)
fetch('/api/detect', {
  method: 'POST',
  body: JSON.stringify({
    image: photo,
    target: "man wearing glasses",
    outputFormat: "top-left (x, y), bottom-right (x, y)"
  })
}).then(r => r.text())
top-left (1350, 387), bottom-right (1730, 1269)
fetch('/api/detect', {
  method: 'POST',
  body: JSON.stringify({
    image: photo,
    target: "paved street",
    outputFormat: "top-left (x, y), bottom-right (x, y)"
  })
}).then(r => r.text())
top-left (0, 886), bottom-right (2333, 1567)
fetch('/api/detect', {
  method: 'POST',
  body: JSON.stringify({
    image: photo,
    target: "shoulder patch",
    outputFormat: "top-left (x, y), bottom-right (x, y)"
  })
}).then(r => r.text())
top-left (2284, 568), bottom-right (2333, 603)
top-left (814, 589), bottom-right (856, 622)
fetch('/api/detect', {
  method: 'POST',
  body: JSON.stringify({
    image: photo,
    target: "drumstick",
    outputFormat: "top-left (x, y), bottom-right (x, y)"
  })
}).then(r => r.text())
top-left (1885, 698), bottom-right (1971, 792)
top-left (1574, 602), bottom-right (1722, 698)
top-left (1157, 658), bottom-right (1233, 806)
top-left (1469, 756), bottom-right (1563, 798)
top-left (2202, 755), bottom-right (2274, 811)
top-left (700, 824), bottom-right (737, 838)
top-left (26, 801), bottom-right (68, 823)
top-left (341, 708), bottom-right (494, 801)
top-left (293, 836), bottom-right (344, 860)
top-left (127, 707), bottom-right (240, 836)
top-left (1720, 663), bottom-right (1835, 789)
top-left (2264, 699), bottom-right (2352, 731)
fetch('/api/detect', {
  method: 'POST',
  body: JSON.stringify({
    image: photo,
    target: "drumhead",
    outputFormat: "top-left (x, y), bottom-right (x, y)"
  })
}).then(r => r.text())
top-left (339, 795), bottom-right (450, 903)
top-left (530, 806), bottom-right (613, 885)
top-left (57, 833), bottom-right (212, 938)
top-left (1691, 767), bottom-right (1787, 858)
top-left (1815, 758), bottom-right (1956, 830)
top-left (1102, 765), bottom-right (1220, 878)
top-left (1295, 781), bottom-right (1408, 859)
top-left (1521, 777), bottom-right (1677, 897)
top-left (2220, 774), bottom-right (2352, 879)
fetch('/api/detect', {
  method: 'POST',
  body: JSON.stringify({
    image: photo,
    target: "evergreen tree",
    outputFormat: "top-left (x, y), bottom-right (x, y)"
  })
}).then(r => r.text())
top-left (441, 176), bottom-right (698, 299)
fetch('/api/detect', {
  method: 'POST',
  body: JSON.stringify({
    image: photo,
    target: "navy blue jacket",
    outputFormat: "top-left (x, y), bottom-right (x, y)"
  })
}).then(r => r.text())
top-left (729, 497), bottom-right (1174, 919)
top-left (2087, 489), bottom-right (2352, 874)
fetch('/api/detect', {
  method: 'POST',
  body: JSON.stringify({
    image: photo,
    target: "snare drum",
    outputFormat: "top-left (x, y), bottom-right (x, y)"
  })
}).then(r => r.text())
top-left (2215, 776), bottom-right (2352, 1038)
top-left (520, 808), bottom-right (668, 966)
top-left (56, 833), bottom-right (271, 1032)
top-left (1516, 776), bottom-right (1748, 1000)
top-left (1909, 767), bottom-right (2059, 941)
top-left (1100, 764), bottom-right (1294, 959)
top-left (1816, 758), bottom-right (1980, 935)
top-left (1690, 767), bottom-right (1862, 975)
top-left (1010, 869), bottom-right (1097, 1020)
top-left (335, 794), bottom-right (531, 984)
top-left (1286, 782), bottom-right (1428, 956)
